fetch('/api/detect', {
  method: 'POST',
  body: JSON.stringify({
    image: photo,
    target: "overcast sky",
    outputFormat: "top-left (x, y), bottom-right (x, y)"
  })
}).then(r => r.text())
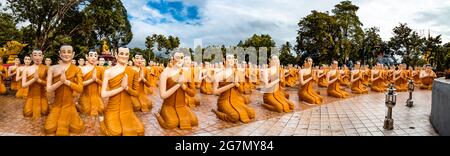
top-left (2, 0), bottom-right (450, 48)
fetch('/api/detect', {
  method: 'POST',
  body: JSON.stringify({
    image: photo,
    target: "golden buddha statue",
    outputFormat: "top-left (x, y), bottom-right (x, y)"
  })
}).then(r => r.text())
top-left (101, 40), bottom-right (110, 55)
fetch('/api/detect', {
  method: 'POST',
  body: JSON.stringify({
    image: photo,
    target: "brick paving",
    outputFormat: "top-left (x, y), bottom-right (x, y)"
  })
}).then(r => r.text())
top-left (0, 86), bottom-right (437, 136)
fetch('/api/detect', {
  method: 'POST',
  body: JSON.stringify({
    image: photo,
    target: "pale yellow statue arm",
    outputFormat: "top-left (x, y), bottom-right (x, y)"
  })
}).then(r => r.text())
top-left (326, 71), bottom-right (338, 84)
top-left (101, 70), bottom-right (125, 98)
top-left (261, 68), bottom-right (280, 89)
top-left (212, 70), bottom-right (237, 95)
top-left (299, 70), bottom-right (313, 86)
top-left (15, 68), bottom-right (22, 81)
top-left (159, 68), bottom-right (182, 99)
top-left (46, 68), bottom-right (63, 92)
top-left (82, 69), bottom-right (96, 86)
top-left (350, 70), bottom-right (360, 83)
top-left (8, 66), bottom-right (16, 78)
top-left (22, 69), bottom-right (36, 87)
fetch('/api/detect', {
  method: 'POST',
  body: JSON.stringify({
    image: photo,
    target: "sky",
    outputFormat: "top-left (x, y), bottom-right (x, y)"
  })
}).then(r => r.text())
top-left (2, 0), bottom-right (450, 48)
top-left (123, 0), bottom-right (450, 49)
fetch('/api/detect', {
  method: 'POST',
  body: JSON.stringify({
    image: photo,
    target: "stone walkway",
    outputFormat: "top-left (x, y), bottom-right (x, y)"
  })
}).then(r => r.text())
top-left (0, 87), bottom-right (437, 136)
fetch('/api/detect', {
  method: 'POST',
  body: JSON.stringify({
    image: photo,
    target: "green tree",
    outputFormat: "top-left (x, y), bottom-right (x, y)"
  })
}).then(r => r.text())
top-left (295, 10), bottom-right (339, 65)
top-left (6, 0), bottom-right (88, 51)
top-left (422, 34), bottom-right (442, 68)
top-left (388, 23), bottom-right (423, 66)
top-left (241, 34), bottom-right (276, 64)
top-left (83, 0), bottom-right (133, 49)
top-left (0, 12), bottom-right (21, 46)
top-left (361, 27), bottom-right (382, 66)
top-left (279, 41), bottom-right (295, 66)
top-left (149, 34), bottom-right (180, 55)
top-left (332, 0), bottom-right (364, 64)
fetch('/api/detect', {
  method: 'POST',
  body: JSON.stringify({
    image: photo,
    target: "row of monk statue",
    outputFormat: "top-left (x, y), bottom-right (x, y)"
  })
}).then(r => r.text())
top-left (0, 45), bottom-right (438, 136)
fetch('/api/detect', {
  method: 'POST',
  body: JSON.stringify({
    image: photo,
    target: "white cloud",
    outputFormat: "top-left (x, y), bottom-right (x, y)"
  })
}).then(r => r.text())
top-left (125, 0), bottom-right (346, 48)
top-left (6, 0), bottom-right (446, 48)
top-left (355, 0), bottom-right (450, 42)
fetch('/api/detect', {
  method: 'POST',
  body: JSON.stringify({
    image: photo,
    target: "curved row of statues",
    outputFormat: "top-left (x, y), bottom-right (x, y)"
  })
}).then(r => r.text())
top-left (0, 45), bottom-right (438, 136)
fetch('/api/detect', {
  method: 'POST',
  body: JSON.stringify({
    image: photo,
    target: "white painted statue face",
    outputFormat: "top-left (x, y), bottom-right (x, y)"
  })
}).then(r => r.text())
top-left (24, 56), bottom-right (31, 66)
top-left (270, 55), bottom-right (279, 67)
top-left (226, 55), bottom-right (235, 67)
top-left (31, 50), bottom-right (43, 65)
top-left (59, 45), bottom-right (74, 63)
top-left (116, 47), bottom-right (130, 65)
top-left (78, 58), bottom-right (85, 66)
top-left (173, 52), bottom-right (184, 68)
top-left (183, 56), bottom-right (192, 67)
top-left (86, 51), bottom-right (98, 65)
top-left (45, 58), bottom-right (52, 66)
top-left (133, 55), bottom-right (144, 67)
top-left (14, 58), bottom-right (20, 65)
top-left (98, 58), bottom-right (105, 66)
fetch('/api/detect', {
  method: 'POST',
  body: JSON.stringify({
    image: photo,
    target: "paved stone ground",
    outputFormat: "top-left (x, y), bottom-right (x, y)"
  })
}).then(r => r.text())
top-left (0, 86), bottom-right (438, 136)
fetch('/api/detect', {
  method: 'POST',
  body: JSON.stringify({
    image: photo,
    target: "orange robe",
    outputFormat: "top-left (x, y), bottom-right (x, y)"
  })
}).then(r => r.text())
top-left (156, 76), bottom-right (198, 130)
top-left (351, 71), bottom-right (368, 94)
top-left (10, 67), bottom-right (19, 91)
top-left (100, 67), bottom-right (145, 136)
top-left (131, 67), bottom-right (153, 112)
top-left (15, 69), bottom-right (29, 98)
top-left (0, 65), bottom-right (7, 94)
top-left (79, 66), bottom-right (104, 116)
top-left (420, 75), bottom-right (434, 90)
top-left (23, 64), bottom-right (48, 119)
top-left (186, 67), bottom-right (200, 107)
top-left (285, 68), bottom-right (297, 87)
top-left (318, 69), bottom-right (329, 87)
top-left (394, 71), bottom-right (408, 92)
top-left (262, 68), bottom-right (294, 113)
top-left (327, 71), bottom-right (350, 98)
top-left (362, 69), bottom-right (371, 87)
top-left (44, 64), bottom-right (84, 136)
top-left (214, 78), bottom-right (256, 123)
top-left (298, 72), bottom-right (323, 104)
top-left (243, 68), bottom-right (253, 94)
top-left (371, 71), bottom-right (386, 92)
top-left (200, 70), bottom-right (213, 95)
top-left (413, 70), bottom-right (422, 85)
top-left (340, 69), bottom-right (351, 87)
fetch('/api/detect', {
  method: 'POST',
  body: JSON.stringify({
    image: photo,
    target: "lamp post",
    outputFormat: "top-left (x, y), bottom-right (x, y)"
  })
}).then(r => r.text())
top-left (384, 84), bottom-right (397, 130)
top-left (406, 80), bottom-right (414, 107)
